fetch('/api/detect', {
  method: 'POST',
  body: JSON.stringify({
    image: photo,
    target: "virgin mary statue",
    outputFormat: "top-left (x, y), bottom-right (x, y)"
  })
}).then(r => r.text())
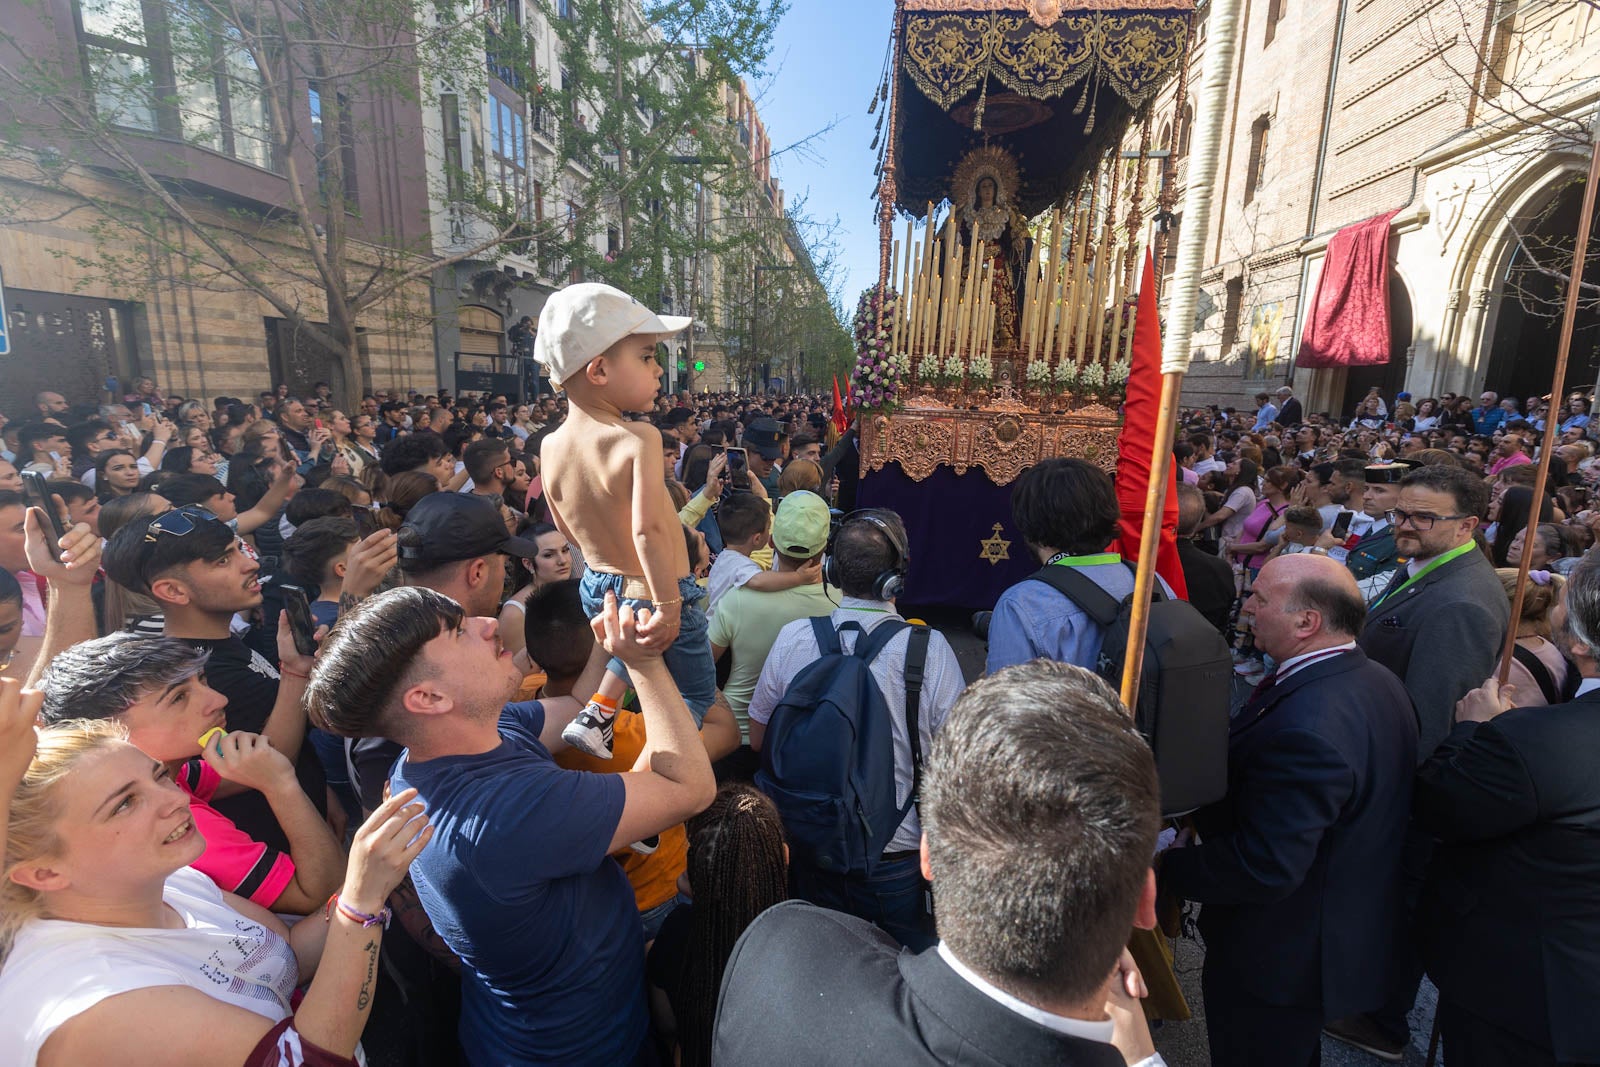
top-left (952, 145), bottom-right (1029, 349)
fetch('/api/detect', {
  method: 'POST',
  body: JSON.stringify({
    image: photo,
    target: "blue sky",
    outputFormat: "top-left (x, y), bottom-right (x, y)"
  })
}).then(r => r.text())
top-left (752, 1), bottom-right (898, 310)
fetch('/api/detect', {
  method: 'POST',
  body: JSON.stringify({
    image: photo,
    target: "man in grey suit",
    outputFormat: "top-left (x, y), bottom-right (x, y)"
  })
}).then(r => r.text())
top-left (1356, 463), bottom-right (1507, 756)
top-left (1327, 462), bottom-right (1509, 1060)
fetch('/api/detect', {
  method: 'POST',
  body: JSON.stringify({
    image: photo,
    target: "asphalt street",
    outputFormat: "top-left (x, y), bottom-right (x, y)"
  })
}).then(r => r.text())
top-left (914, 605), bottom-right (1444, 1067)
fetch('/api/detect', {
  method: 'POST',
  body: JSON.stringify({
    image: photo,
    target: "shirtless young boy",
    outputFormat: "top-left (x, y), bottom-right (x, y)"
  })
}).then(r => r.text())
top-left (535, 283), bottom-right (716, 757)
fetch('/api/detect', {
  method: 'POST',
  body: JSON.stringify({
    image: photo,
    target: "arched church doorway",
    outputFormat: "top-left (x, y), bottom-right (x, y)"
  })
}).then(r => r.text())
top-left (1481, 175), bottom-right (1600, 403)
top-left (1339, 273), bottom-right (1414, 419)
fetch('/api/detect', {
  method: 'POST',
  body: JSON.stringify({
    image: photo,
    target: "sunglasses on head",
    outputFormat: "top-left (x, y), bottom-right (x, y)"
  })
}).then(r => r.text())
top-left (144, 504), bottom-right (219, 542)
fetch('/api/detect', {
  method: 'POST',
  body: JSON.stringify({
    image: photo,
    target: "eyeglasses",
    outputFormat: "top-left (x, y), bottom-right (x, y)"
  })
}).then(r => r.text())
top-left (144, 504), bottom-right (219, 542)
top-left (1386, 509), bottom-right (1469, 531)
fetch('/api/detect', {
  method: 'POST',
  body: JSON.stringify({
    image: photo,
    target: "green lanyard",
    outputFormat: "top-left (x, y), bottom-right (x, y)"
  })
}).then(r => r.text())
top-left (1372, 540), bottom-right (1477, 607)
top-left (1047, 552), bottom-right (1122, 567)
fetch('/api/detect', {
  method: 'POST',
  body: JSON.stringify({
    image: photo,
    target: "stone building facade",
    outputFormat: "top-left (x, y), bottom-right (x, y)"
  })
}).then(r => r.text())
top-left (1144, 0), bottom-right (1599, 419)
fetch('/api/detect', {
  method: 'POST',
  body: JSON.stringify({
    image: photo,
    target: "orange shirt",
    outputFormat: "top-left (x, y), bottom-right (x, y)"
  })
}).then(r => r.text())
top-left (554, 709), bottom-right (687, 912)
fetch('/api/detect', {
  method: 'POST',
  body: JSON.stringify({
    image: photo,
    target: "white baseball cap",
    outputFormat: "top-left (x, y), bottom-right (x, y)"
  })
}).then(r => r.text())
top-left (533, 282), bottom-right (691, 386)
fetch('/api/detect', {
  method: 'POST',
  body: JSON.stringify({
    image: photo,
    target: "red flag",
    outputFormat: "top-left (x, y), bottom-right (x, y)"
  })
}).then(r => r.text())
top-left (1114, 251), bottom-right (1188, 599)
top-left (832, 376), bottom-right (848, 433)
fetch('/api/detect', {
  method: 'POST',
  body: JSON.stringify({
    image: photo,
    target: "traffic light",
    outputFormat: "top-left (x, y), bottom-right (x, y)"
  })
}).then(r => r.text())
top-left (693, 360), bottom-right (706, 372)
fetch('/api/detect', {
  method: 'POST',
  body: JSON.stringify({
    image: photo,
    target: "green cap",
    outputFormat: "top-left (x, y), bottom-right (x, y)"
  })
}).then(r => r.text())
top-left (772, 491), bottom-right (831, 558)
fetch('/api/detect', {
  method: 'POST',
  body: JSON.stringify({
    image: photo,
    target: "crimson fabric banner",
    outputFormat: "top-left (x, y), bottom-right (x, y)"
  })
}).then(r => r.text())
top-left (1114, 250), bottom-right (1188, 599)
top-left (1295, 210), bottom-right (1399, 368)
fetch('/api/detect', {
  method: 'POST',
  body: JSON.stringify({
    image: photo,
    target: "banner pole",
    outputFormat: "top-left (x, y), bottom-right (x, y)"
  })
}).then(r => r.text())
top-left (1120, 0), bottom-right (1244, 708)
top-left (1497, 106), bottom-right (1600, 685)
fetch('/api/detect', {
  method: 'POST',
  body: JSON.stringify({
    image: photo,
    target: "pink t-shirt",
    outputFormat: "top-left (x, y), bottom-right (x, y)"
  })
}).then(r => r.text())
top-left (176, 760), bottom-right (295, 908)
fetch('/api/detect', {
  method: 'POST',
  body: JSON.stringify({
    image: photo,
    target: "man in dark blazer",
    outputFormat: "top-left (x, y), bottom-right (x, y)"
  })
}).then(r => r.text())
top-left (1162, 554), bottom-right (1418, 1066)
top-left (1276, 385), bottom-right (1304, 428)
top-left (1330, 462), bottom-right (1508, 1059)
top-left (713, 661), bottom-right (1163, 1066)
top-left (1177, 482), bottom-right (1236, 634)
top-left (1415, 555), bottom-right (1600, 1066)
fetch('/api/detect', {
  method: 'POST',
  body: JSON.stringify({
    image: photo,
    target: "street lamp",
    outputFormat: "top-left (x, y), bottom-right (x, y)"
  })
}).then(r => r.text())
top-left (754, 262), bottom-right (795, 393)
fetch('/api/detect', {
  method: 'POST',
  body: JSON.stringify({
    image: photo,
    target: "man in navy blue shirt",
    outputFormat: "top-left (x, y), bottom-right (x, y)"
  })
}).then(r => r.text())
top-left (306, 585), bottom-right (717, 1065)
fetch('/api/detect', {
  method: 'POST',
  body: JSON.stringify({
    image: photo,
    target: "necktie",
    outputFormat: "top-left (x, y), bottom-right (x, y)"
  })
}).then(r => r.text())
top-left (1377, 567), bottom-right (1409, 603)
top-left (1247, 669), bottom-right (1278, 705)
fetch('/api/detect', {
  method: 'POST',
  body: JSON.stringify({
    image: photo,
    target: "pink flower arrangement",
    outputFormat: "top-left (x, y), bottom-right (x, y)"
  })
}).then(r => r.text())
top-left (850, 283), bottom-right (901, 412)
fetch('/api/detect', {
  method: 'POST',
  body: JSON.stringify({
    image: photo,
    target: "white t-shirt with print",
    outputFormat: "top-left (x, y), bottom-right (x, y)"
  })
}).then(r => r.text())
top-left (0, 866), bottom-right (299, 1066)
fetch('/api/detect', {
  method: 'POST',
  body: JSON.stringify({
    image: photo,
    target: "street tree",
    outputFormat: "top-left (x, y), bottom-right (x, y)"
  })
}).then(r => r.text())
top-left (0, 0), bottom-right (538, 400)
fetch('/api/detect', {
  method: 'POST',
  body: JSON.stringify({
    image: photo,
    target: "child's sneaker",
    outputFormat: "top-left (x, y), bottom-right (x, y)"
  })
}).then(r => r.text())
top-left (562, 701), bottom-right (616, 758)
top-left (629, 835), bottom-right (660, 855)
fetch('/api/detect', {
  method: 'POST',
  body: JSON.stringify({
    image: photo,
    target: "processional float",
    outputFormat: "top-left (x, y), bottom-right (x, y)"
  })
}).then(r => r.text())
top-left (851, 0), bottom-right (1194, 610)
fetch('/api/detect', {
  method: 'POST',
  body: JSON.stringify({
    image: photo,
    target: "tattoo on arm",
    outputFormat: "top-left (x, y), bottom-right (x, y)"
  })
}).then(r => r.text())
top-left (357, 939), bottom-right (377, 1011)
top-left (339, 591), bottom-right (362, 616)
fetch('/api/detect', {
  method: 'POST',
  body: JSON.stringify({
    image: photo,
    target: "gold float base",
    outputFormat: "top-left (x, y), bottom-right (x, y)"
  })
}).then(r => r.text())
top-left (861, 392), bottom-right (1122, 486)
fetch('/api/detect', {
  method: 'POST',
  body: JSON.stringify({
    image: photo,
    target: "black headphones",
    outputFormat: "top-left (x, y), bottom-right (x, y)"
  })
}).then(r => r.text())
top-left (823, 508), bottom-right (910, 601)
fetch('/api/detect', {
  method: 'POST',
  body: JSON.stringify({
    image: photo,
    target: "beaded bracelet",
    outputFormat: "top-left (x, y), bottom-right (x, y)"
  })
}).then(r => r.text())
top-left (323, 893), bottom-right (392, 929)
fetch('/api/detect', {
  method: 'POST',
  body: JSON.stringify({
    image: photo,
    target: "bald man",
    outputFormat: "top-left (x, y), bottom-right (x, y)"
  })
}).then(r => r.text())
top-left (1162, 554), bottom-right (1419, 1067)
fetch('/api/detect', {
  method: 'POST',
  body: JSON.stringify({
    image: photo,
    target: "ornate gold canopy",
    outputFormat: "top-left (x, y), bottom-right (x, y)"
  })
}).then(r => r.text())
top-left (903, 9), bottom-right (1189, 114)
top-left (885, 0), bottom-right (1192, 217)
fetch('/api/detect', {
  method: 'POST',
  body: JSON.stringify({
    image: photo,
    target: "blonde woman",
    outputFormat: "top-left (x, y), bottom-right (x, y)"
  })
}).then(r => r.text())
top-left (0, 715), bottom-right (431, 1067)
top-left (1497, 568), bottom-right (1572, 707)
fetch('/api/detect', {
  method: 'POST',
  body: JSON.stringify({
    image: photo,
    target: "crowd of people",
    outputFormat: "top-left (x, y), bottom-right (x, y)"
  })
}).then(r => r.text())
top-left (0, 283), bottom-right (1597, 1067)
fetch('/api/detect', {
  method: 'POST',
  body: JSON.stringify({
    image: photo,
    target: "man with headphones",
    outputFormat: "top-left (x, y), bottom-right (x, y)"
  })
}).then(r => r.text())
top-left (747, 508), bottom-right (966, 948)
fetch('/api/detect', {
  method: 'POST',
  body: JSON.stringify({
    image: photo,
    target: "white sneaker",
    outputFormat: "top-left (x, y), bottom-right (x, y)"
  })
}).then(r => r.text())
top-left (561, 703), bottom-right (615, 759)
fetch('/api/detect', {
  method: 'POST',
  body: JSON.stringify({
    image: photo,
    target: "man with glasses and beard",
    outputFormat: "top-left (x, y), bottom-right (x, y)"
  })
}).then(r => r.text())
top-left (1326, 463), bottom-right (1507, 1061)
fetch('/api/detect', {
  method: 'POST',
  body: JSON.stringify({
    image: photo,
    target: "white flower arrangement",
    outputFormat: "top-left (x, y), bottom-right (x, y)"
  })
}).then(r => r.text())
top-left (1055, 360), bottom-right (1079, 387)
top-left (1108, 359), bottom-right (1132, 386)
top-left (889, 351), bottom-right (912, 380)
top-left (1026, 359), bottom-right (1052, 387)
top-left (1080, 362), bottom-right (1107, 390)
top-left (968, 353), bottom-right (993, 381)
top-left (940, 353), bottom-right (967, 382)
top-left (917, 355), bottom-right (940, 382)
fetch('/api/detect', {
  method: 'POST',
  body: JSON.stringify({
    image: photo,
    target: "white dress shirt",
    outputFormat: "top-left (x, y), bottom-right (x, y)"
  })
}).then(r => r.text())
top-left (937, 943), bottom-right (1167, 1067)
top-left (1273, 641), bottom-right (1358, 683)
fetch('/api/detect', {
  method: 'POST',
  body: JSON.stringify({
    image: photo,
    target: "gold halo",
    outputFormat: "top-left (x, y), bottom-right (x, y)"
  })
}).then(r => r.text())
top-left (950, 144), bottom-right (1022, 212)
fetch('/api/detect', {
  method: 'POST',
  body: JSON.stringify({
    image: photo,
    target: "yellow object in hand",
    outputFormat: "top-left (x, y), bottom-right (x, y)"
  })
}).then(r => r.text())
top-left (198, 726), bottom-right (227, 751)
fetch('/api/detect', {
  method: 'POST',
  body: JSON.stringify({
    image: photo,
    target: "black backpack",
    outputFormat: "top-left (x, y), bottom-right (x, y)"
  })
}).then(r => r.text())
top-left (1029, 563), bottom-right (1232, 816)
top-left (756, 617), bottom-right (930, 877)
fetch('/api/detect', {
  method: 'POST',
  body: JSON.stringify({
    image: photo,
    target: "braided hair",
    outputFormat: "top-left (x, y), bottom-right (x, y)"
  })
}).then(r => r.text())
top-left (674, 784), bottom-right (788, 1067)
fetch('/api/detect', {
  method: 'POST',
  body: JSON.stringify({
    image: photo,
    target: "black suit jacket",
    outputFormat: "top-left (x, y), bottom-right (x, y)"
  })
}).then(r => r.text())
top-left (714, 901), bottom-right (1126, 1066)
top-left (1277, 397), bottom-right (1303, 427)
top-left (1162, 648), bottom-right (1418, 1019)
top-left (1177, 537), bottom-right (1235, 634)
top-left (1416, 690), bottom-right (1600, 1062)
top-left (1357, 545), bottom-right (1508, 759)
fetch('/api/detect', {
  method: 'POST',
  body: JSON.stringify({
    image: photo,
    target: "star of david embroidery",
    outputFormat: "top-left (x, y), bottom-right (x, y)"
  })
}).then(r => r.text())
top-left (979, 523), bottom-right (1012, 565)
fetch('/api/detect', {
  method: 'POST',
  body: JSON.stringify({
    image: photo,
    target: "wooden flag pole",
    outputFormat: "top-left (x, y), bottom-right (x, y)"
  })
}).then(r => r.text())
top-left (1498, 107), bottom-right (1600, 685)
